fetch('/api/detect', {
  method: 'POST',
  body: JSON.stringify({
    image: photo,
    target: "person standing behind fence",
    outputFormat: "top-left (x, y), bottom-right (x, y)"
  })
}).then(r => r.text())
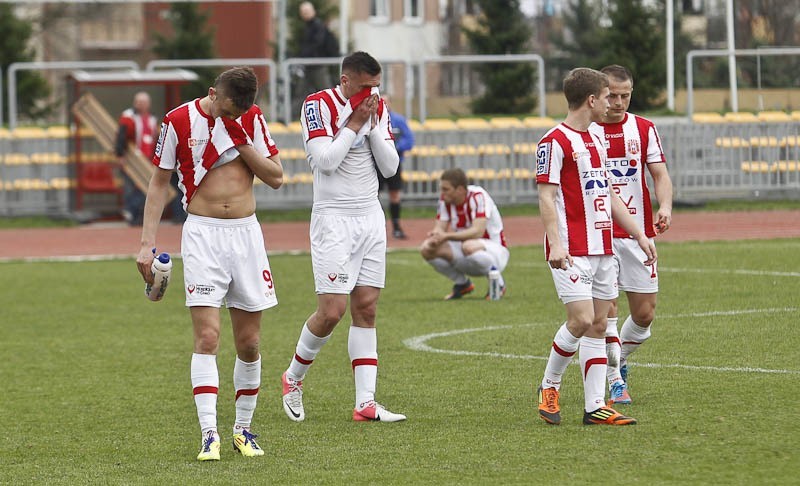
top-left (535, 67), bottom-right (656, 426)
top-left (115, 92), bottom-right (157, 226)
top-left (136, 67), bottom-right (284, 461)
top-left (297, 1), bottom-right (339, 96)
top-left (280, 51), bottom-right (406, 424)
top-left (379, 94), bottom-right (415, 239)
top-left (419, 168), bottom-right (509, 300)
top-left (589, 64), bottom-right (673, 406)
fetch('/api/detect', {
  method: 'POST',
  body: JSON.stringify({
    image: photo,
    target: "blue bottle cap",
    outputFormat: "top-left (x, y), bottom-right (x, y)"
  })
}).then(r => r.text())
top-left (157, 253), bottom-right (171, 264)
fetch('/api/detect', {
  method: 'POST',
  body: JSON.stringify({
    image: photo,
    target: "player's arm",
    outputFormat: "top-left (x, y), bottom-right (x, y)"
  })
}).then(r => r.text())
top-left (648, 162), bottom-right (673, 233)
top-left (442, 217), bottom-right (487, 242)
top-left (610, 190), bottom-right (657, 265)
top-left (137, 167), bottom-right (173, 284)
top-left (538, 182), bottom-right (571, 270)
top-left (371, 99), bottom-right (399, 178)
top-left (237, 144), bottom-right (283, 189)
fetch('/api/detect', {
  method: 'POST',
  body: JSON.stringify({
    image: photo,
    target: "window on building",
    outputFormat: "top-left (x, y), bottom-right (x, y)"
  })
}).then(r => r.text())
top-left (404, 0), bottom-right (422, 21)
top-left (370, 0), bottom-right (389, 21)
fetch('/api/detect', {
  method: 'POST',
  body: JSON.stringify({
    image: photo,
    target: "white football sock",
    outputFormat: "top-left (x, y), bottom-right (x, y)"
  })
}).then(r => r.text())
top-left (605, 317), bottom-right (623, 384)
top-left (580, 336), bottom-right (608, 412)
top-left (191, 353), bottom-right (219, 434)
top-left (348, 325), bottom-right (378, 408)
top-left (233, 355), bottom-right (260, 433)
top-left (541, 323), bottom-right (579, 391)
top-left (427, 257), bottom-right (469, 285)
top-left (286, 322), bottom-right (331, 381)
top-left (620, 315), bottom-right (652, 360)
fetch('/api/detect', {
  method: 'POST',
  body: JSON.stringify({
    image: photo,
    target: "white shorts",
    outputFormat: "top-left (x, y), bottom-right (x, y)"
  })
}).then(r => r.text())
top-left (449, 239), bottom-right (510, 272)
top-left (614, 238), bottom-right (659, 293)
top-left (310, 207), bottom-right (386, 294)
top-left (550, 255), bottom-right (618, 304)
top-left (182, 213), bottom-right (278, 311)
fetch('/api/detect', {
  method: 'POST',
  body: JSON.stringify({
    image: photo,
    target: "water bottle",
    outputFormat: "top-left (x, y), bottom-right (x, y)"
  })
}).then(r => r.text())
top-left (145, 251), bottom-right (172, 302)
top-left (488, 265), bottom-right (502, 301)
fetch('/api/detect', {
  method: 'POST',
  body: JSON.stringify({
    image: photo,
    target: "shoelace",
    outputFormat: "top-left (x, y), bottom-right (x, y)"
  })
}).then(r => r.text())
top-left (544, 390), bottom-right (557, 411)
top-left (202, 432), bottom-right (217, 452)
top-left (285, 380), bottom-right (303, 407)
top-left (241, 430), bottom-right (261, 449)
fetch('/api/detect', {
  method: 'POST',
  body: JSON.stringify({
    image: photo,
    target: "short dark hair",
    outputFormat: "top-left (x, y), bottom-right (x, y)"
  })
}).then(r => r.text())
top-left (341, 51), bottom-right (382, 77)
top-left (600, 64), bottom-right (634, 86)
top-left (563, 68), bottom-right (608, 110)
top-left (214, 66), bottom-right (258, 112)
top-left (441, 168), bottom-right (468, 189)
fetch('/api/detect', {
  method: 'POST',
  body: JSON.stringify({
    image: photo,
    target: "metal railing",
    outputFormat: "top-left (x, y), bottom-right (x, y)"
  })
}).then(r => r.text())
top-left (7, 60), bottom-right (139, 130)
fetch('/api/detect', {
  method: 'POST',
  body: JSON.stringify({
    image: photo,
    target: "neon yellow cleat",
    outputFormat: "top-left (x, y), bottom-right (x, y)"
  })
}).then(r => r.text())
top-left (232, 429), bottom-right (265, 457)
top-left (197, 431), bottom-right (221, 461)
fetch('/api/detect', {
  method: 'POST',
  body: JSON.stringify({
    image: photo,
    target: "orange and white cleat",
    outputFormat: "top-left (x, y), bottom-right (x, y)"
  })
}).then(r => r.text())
top-left (583, 406), bottom-right (637, 425)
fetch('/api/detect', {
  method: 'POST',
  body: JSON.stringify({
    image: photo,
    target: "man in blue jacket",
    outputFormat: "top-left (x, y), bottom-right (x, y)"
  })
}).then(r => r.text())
top-left (380, 95), bottom-right (415, 239)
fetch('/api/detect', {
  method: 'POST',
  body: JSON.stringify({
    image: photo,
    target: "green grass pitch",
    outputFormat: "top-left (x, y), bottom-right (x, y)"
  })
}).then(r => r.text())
top-left (1, 240), bottom-right (798, 484)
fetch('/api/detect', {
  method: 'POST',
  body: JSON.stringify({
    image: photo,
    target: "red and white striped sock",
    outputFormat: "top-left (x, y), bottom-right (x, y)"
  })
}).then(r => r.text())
top-left (541, 323), bottom-right (579, 391)
top-left (620, 315), bottom-right (652, 361)
top-left (348, 326), bottom-right (378, 408)
top-left (191, 353), bottom-right (218, 434)
top-left (580, 336), bottom-right (608, 412)
top-left (233, 355), bottom-right (260, 434)
top-left (286, 322), bottom-right (331, 381)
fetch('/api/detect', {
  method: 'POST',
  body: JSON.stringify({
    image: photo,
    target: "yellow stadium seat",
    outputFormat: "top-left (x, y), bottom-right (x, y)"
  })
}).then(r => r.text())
top-left (286, 121), bottom-right (304, 133)
top-left (691, 112), bottom-right (725, 123)
top-left (715, 137), bottom-right (750, 148)
top-left (455, 118), bottom-right (491, 130)
top-left (11, 127), bottom-right (47, 139)
top-left (749, 136), bottom-right (779, 148)
top-left (0, 128), bottom-right (10, 139)
top-left (268, 122), bottom-right (289, 134)
top-left (723, 112), bottom-right (759, 123)
top-left (780, 136), bottom-right (800, 148)
top-left (523, 116), bottom-right (556, 128)
top-left (791, 111), bottom-right (800, 121)
top-left (774, 161), bottom-right (800, 172)
top-left (422, 119), bottom-right (458, 131)
top-left (513, 143), bottom-right (537, 154)
top-left (446, 144), bottom-right (478, 156)
top-left (407, 119), bottom-right (424, 132)
top-left (46, 126), bottom-right (71, 138)
top-left (478, 144), bottom-right (512, 155)
top-left (489, 117), bottom-right (524, 129)
top-left (757, 111), bottom-right (791, 122)
top-left (740, 161), bottom-right (771, 173)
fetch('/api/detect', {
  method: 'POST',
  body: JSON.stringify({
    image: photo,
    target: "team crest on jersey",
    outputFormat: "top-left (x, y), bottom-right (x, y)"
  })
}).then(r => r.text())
top-left (627, 139), bottom-right (640, 155)
top-left (536, 143), bottom-right (551, 176)
top-left (305, 100), bottom-right (323, 131)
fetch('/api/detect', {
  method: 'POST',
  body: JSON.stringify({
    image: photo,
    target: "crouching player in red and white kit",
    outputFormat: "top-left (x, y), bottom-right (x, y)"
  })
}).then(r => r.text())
top-left (419, 168), bottom-right (510, 300)
top-left (136, 67), bottom-right (283, 460)
top-left (535, 68), bottom-right (656, 426)
top-left (591, 64), bottom-right (673, 405)
top-left (280, 51), bottom-right (406, 423)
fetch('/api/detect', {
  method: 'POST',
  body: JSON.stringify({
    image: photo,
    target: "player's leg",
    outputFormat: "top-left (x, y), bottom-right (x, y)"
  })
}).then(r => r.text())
top-left (388, 168), bottom-right (406, 238)
top-left (229, 308), bottom-right (264, 457)
top-left (620, 291), bottom-right (657, 361)
top-left (582, 256), bottom-right (635, 425)
top-left (191, 306), bottom-right (223, 460)
top-left (421, 239), bottom-right (473, 299)
top-left (348, 286), bottom-right (406, 422)
top-left (457, 239), bottom-right (509, 299)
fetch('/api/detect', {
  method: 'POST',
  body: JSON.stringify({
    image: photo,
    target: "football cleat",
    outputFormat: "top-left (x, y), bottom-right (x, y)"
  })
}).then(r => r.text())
top-left (583, 406), bottom-right (637, 425)
top-left (392, 228), bottom-right (408, 240)
top-left (232, 429), bottom-right (265, 457)
top-left (608, 381), bottom-right (632, 405)
top-left (282, 372), bottom-right (305, 422)
top-left (353, 400), bottom-right (407, 422)
top-left (197, 431), bottom-right (221, 461)
top-left (537, 385), bottom-right (561, 425)
top-left (444, 280), bottom-right (475, 300)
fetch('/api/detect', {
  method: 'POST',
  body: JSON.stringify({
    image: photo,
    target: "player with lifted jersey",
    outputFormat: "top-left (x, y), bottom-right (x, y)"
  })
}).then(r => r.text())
top-left (589, 64), bottom-right (673, 405)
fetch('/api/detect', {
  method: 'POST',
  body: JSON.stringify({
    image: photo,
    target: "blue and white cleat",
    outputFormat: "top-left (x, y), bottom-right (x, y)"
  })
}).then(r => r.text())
top-left (608, 381), bottom-right (632, 405)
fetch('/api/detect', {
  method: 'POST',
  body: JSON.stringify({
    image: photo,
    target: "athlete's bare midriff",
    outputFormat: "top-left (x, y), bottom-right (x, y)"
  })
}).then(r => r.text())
top-left (187, 157), bottom-right (256, 219)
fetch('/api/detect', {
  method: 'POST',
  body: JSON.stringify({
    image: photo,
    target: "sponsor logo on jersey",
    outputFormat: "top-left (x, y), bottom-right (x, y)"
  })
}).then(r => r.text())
top-left (305, 100), bottom-right (323, 131)
top-left (154, 122), bottom-right (167, 157)
top-left (188, 137), bottom-right (209, 147)
top-left (536, 142), bottom-right (551, 176)
top-left (584, 179), bottom-right (608, 190)
top-left (325, 273), bottom-right (349, 284)
top-left (187, 283), bottom-right (215, 295)
top-left (609, 167), bottom-right (638, 178)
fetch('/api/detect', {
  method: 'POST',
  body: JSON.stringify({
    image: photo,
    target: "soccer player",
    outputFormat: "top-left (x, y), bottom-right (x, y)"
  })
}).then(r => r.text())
top-left (280, 51), bottom-right (405, 423)
top-left (135, 67), bottom-right (283, 461)
top-left (591, 64), bottom-right (673, 405)
top-left (419, 168), bottom-right (510, 300)
top-left (534, 68), bottom-right (656, 426)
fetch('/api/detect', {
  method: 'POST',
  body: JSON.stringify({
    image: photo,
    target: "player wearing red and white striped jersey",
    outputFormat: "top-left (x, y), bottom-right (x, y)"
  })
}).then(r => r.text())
top-left (419, 169), bottom-right (510, 300)
top-left (136, 67), bottom-right (283, 461)
top-left (534, 68), bottom-right (656, 427)
top-left (281, 52), bottom-right (405, 425)
top-left (590, 64), bottom-right (674, 405)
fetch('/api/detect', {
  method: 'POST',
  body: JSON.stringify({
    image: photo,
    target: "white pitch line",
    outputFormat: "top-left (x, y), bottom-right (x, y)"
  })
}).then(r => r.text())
top-left (402, 308), bottom-right (800, 375)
